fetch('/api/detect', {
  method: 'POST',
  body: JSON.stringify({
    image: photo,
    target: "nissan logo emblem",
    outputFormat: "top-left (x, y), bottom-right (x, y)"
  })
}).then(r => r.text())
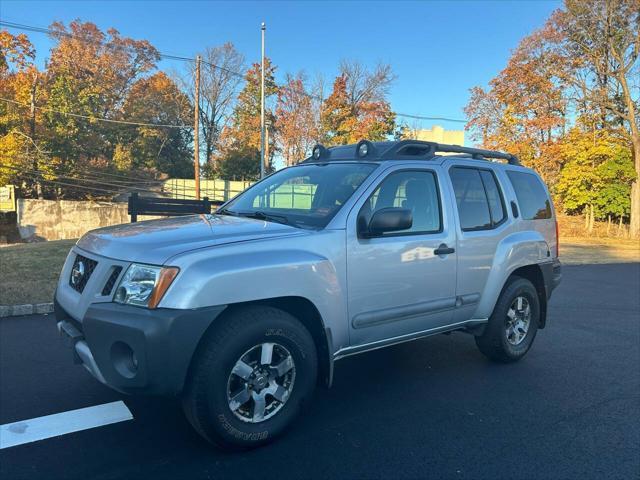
top-left (71, 261), bottom-right (85, 286)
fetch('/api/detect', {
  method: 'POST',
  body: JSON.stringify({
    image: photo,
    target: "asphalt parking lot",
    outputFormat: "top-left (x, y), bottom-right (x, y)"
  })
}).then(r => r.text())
top-left (1, 263), bottom-right (639, 480)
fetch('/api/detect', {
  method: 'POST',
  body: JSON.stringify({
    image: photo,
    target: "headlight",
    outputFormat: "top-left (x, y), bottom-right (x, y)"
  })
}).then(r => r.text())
top-left (114, 264), bottom-right (179, 308)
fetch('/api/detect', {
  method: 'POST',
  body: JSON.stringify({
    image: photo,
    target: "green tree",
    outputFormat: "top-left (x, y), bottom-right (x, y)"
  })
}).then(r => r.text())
top-left (119, 72), bottom-right (193, 177)
top-left (220, 58), bottom-right (278, 172)
top-left (215, 146), bottom-right (260, 181)
top-left (554, 0), bottom-right (640, 236)
top-left (556, 128), bottom-right (636, 219)
top-left (44, 20), bottom-right (160, 180)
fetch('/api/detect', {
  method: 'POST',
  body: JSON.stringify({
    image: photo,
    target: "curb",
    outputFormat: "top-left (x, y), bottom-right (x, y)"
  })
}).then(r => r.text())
top-left (0, 302), bottom-right (54, 318)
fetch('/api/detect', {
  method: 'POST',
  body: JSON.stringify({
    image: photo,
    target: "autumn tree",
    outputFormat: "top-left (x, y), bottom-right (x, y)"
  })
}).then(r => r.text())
top-left (465, 22), bottom-right (569, 186)
top-left (551, 0), bottom-right (640, 235)
top-left (44, 20), bottom-right (160, 168)
top-left (215, 58), bottom-right (278, 178)
top-left (275, 72), bottom-right (318, 166)
top-left (0, 31), bottom-right (47, 196)
top-left (321, 61), bottom-right (396, 145)
top-left (118, 72), bottom-right (193, 177)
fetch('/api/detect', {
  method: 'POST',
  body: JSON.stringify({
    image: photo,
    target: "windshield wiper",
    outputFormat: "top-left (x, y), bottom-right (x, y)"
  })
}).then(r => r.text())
top-left (239, 211), bottom-right (291, 226)
top-left (216, 207), bottom-right (237, 216)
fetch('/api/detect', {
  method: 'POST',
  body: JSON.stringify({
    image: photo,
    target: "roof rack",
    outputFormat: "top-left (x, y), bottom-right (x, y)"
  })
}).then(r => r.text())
top-left (303, 140), bottom-right (520, 165)
top-left (378, 140), bottom-right (520, 165)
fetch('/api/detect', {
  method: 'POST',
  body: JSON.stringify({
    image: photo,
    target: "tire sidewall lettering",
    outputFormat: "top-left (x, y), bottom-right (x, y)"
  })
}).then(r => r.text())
top-left (265, 327), bottom-right (307, 360)
top-left (217, 414), bottom-right (269, 442)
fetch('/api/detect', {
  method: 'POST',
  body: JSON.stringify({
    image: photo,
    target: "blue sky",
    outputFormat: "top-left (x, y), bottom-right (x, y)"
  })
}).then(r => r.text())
top-left (2, 0), bottom-right (560, 135)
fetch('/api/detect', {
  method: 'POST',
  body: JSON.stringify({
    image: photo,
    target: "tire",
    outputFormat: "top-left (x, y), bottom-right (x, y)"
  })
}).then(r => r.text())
top-left (475, 277), bottom-right (540, 363)
top-left (182, 305), bottom-right (317, 450)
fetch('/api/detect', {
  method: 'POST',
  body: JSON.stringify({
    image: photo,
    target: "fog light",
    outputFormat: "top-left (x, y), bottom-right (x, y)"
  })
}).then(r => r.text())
top-left (131, 351), bottom-right (138, 369)
top-left (111, 341), bottom-right (138, 379)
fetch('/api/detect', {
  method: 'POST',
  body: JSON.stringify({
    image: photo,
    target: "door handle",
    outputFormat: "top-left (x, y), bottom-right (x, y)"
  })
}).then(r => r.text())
top-left (434, 243), bottom-right (455, 255)
top-left (511, 201), bottom-right (519, 218)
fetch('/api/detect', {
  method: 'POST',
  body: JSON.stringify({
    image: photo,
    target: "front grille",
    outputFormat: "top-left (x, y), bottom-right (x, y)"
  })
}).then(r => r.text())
top-left (101, 266), bottom-right (122, 296)
top-left (69, 254), bottom-right (98, 293)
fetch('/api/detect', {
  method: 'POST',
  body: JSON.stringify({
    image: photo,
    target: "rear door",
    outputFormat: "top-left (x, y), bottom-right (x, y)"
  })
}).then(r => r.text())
top-left (448, 165), bottom-right (510, 322)
top-left (346, 166), bottom-right (457, 346)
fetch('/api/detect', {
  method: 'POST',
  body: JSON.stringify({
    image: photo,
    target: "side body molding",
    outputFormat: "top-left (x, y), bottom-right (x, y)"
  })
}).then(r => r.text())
top-left (473, 230), bottom-right (550, 320)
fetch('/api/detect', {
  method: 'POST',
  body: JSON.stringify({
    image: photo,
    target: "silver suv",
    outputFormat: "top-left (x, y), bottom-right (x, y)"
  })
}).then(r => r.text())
top-left (55, 140), bottom-right (562, 449)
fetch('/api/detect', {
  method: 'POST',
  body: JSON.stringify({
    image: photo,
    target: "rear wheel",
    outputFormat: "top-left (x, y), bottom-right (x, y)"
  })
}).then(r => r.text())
top-left (475, 277), bottom-right (540, 363)
top-left (182, 305), bottom-right (317, 450)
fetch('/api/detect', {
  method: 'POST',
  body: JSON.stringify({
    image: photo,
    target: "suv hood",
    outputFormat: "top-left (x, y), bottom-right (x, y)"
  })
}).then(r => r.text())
top-left (76, 214), bottom-right (306, 264)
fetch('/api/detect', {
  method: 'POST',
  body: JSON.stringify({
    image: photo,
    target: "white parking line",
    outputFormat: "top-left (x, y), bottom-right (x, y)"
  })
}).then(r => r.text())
top-left (0, 401), bottom-right (133, 449)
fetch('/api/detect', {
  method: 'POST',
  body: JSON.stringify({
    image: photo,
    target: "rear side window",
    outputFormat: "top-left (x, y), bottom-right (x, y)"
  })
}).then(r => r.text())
top-left (506, 171), bottom-right (552, 220)
top-left (449, 167), bottom-right (506, 231)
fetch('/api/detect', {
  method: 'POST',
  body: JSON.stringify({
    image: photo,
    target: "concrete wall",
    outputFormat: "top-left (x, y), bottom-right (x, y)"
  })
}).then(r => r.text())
top-left (16, 199), bottom-right (148, 241)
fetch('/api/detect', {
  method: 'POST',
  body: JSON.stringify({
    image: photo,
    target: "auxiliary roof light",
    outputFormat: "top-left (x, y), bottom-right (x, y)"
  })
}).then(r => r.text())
top-left (356, 140), bottom-right (374, 158)
top-left (312, 144), bottom-right (327, 161)
top-left (358, 143), bottom-right (368, 157)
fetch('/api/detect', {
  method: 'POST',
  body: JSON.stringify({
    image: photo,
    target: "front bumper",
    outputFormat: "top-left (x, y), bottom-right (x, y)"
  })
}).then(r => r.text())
top-left (55, 300), bottom-right (226, 396)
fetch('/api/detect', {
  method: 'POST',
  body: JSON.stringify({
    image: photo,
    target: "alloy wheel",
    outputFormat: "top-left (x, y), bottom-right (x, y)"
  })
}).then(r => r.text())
top-left (226, 343), bottom-right (296, 423)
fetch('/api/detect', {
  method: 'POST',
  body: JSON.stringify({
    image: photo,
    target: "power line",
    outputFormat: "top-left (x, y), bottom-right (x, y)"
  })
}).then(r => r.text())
top-left (2, 164), bottom-right (153, 192)
top-left (31, 158), bottom-right (166, 184)
top-left (0, 162), bottom-right (190, 197)
top-left (24, 157), bottom-right (166, 184)
top-left (395, 113), bottom-right (467, 124)
top-left (1, 97), bottom-right (190, 129)
top-left (2, 169), bottom-right (121, 195)
top-left (0, 20), bottom-right (247, 79)
top-left (2, 19), bottom-right (467, 126)
top-left (0, 164), bottom-right (130, 192)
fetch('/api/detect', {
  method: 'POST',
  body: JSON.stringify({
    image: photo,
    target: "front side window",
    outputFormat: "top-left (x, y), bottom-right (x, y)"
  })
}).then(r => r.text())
top-left (449, 167), bottom-right (506, 231)
top-left (359, 170), bottom-right (442, 235)
top-left (506, 171), bottom-right (552, 220)
top-left (222, 163), bottom-right (377, 229)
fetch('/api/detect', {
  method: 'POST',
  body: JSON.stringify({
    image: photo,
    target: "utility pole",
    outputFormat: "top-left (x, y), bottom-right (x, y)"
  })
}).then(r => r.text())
top-left (29, 71), bottom-right (42, 199)
top-left (194, 55), bottom-right (201, 199)
top-left (265, 120), bottom-right (270, 169)
top-left (260, 22), bottom-right (266, 179)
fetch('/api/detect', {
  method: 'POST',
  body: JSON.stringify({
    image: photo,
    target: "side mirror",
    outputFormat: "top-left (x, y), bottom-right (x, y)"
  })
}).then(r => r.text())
top-left (361, 207), bottom-right (413, 237)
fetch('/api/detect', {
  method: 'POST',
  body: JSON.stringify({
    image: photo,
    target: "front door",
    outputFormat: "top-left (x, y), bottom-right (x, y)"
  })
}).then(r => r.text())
top-left (346, 167), bottom-right (457, 347)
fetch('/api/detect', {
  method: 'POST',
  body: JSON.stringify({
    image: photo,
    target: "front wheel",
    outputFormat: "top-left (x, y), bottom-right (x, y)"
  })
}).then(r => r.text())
top-left (182, 306), bottom-right (317, 450)
top-left (475, 277), bottom-right (540, 363)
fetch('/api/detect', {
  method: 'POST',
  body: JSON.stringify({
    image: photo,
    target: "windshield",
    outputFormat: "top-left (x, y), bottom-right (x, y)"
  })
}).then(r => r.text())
top-left (220, 163), bottom-right (378, 229)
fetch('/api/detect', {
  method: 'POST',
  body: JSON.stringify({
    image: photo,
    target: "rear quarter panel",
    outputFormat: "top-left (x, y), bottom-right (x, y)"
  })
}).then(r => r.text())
top-left (473, 166), bottom-right (556, 319)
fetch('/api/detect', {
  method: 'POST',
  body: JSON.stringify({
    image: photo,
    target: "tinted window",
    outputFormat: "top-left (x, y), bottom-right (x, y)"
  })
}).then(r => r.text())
top-left (449, 168), bottom-right (492, 230)
top-left (506, 171), bottom-right (552, 220)
top-left (360, 170), bottom-right (441, 234)
top-left (480, 170), bottom-right (506, 225)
